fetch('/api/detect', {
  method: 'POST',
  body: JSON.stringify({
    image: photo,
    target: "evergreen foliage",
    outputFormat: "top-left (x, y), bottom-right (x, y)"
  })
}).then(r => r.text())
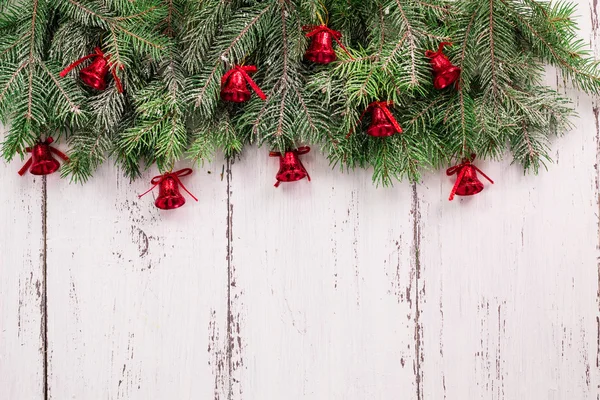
top-left (0, 0), bottom-right (598, 185)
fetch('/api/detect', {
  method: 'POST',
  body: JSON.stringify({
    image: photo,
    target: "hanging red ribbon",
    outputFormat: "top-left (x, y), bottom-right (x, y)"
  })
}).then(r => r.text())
top-left (446, 154), bottom-right (494, 201)
top-left (425, 41), bottom-right (453, 59)
top-left (18, 137), bottom-right (69, 176)
top-left (302, 25), bottom-right (353, 59)
top-left (269, 146), bottom-right (311, 158)
top-left (347, 101), bottom-right (402, 138)
top-left (138, 168), bottom-right (199, 201)
top-left (59, 47), bottom-right (124, 93)
top-left (221, 65), bottom-right (267, 100)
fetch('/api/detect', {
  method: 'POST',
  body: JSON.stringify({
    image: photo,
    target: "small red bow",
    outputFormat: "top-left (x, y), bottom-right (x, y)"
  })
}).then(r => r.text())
top-left (347, 101), bottom-right (403, 138)
top-left (446, 154), bottom-right (494, 201)
top-left (425, 41), bottom-right (453, 59)
top-left (18, 137), bottom-right (69, 176)
top-left (302, 25), bottom-right (353, 59)
top-left (222, 65), bottom-right (267, 100)
top-left (138, 168), bottom-right (198, 201)
top-left (269, 146), bottom-right (311, 158)
top-left (59, 47), bottom-right (124, 93)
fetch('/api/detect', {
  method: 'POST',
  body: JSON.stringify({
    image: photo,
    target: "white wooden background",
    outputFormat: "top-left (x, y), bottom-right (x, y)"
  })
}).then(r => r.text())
top-left (2, 2), bottom-right (600, 399)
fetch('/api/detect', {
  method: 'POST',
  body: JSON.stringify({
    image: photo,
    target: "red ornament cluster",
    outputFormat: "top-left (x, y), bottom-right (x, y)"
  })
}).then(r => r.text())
top-left (221, 65), bottom-right (267, 103)
top-left (269, 147), bottom-right (311, 188)
top-left (18, 137), bottom-right (69, 176)
top-left (16, 145), bottom-right (495, 208)
top-left (425, 42), bottom-right (461, 90)
top-left (60, 47), bottom-right (124, 92)
top-left (50, 40), bottom-right (492, 208)
top-left (446, 155), bottom-right (493, 201)
top-left (139, 169), bottom-right (198, 210)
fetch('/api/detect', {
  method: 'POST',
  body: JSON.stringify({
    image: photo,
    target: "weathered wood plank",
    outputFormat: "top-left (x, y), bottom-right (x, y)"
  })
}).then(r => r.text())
top-left (0, 125), bottom-right (45, 400)
top-left (418, 126), bottom-right (599, 399)
top-left (418, 2), bottom-right (600, 397)
top-left (229, 148), bottom-right (421, 399)
top-left (44, 160), bottom-right (230, 399)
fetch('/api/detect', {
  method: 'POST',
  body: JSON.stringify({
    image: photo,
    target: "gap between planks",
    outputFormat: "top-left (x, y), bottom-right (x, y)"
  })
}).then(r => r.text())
top-left (41, 176), bottom-right (48, 400)
top-left (226, 157), bottom-right (235, 400)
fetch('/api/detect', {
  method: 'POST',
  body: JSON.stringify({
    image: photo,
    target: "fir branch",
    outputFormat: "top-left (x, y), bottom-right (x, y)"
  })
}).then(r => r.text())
top-left (0, 36), bottom-right (26, 60)
top-left (275, 4), bottom-right (289, 139)
top-left (25, 0), bottom-right (40, 121)
top-left (39, 62), bottom-right (81, 114)
top-left (488, 0), bottom-right (499, 98)
top-left (392, 0), bottom-right (418, 85)
top-left (63, 0), bottom-right (166, 63)
top-left (191, 4), bottom-right (272, 110)
top-left (114, 6), bottom-right (160, 21)
top-left (0, 0), bottom-right (597, 184)
top-left (459, 90), bottom-right (468, 155)
top-left (499, 0), bottom-right (600, 93)
top-left (377, 2), bottom-right (385, 56)
top-left (0, 62), bottom-right (27, 104)
top-left (381, 32), bottom-right (407, 71)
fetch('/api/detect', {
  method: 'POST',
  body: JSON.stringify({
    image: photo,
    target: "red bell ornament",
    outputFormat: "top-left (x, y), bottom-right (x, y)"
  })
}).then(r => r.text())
top-left (303, 25), bottom-right (351, 64)
top-left (18, 137), bottom-right (69, 176)
top-left (347, 101), bottom-right (402, 138)
top-left (139, 169), bottom-right (198, 210)
top-left (425, 42), bottom-right (461, 90)
top-left (446, 155), bottom-right (494, 201)
top-left (221, 65), bottom-right (267, 103)
top-left (269, 147), bottom-right (311, 188)
top-left (366, 102), bottom-right (403, 137)
top-left (60, 47), bottom-right (123, 92)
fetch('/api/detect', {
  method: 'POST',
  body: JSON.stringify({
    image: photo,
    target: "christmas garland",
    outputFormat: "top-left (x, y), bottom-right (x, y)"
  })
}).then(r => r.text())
top-left (1, 0), bottom-right (599, 209)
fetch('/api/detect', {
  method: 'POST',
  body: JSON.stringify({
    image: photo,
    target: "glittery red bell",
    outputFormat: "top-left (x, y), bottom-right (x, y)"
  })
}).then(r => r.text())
top-left (221, 69), bottom-right (251, 102)
top-left (368, 105), bottom-right (400, 137)
top-left (79, 56), bottom-right (110, 91)
top-left (345, 101), bottom-right (402, 138)
top-left (446, 155), bottom-right (494, 201)
top-left (303, 25), bottom-right (352, 65)
top-left (60, 48), bottom-right (124, 92)
top-left (155, 175), bottom-right (186, 209)
top-left (425, 42), bottom-right (461, 90)
top-left (269, 147), bottom-right (311, 187)
top-left (139, 169), bottom-right (198, 210)
top-left (221, 65), bottom-right (266, 103)
top-left (452, 165), bottom-right (484, 196)
top-left (305, 29), bottom-right (337, 64)
top-left (18, 137), bottom-right (69, 176)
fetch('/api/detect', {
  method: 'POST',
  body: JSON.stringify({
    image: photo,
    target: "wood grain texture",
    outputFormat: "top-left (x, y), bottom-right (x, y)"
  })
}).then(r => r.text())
top-left (229, 147), bottom-right (421, 399)
top-left (0, 125), bottom-right (45, 400)
top-left (44, 160), bottom-right (230, 399)
top-left (2, 1), bottom-right (600, 399)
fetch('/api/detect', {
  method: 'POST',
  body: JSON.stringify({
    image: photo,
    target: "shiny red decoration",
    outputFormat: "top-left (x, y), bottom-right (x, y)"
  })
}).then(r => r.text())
top-left (269, 147), bottom-right (311, 188)
top-left (366, 101), bottom-right (403, 137)
top-left (347, 101), bottom-right (402, 138)
top-left (60, 47), bottom-right (123, 92)
top-left (139, 169), bottom-right (198, 210)
top-left (18, 137), bottom-right (69, 176)
top-left (425, 42), bottom-right (461, 90)
top-left (446, 155), bottom-right (494, 201)
top-left (221, 65), bottom-right (267, 103)
top-left (303, 25), bottom-right (351, 64)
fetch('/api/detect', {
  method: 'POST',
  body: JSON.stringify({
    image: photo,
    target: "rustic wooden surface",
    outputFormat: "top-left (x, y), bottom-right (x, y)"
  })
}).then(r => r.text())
top-left (1, 1), bottom-right (600, 398)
